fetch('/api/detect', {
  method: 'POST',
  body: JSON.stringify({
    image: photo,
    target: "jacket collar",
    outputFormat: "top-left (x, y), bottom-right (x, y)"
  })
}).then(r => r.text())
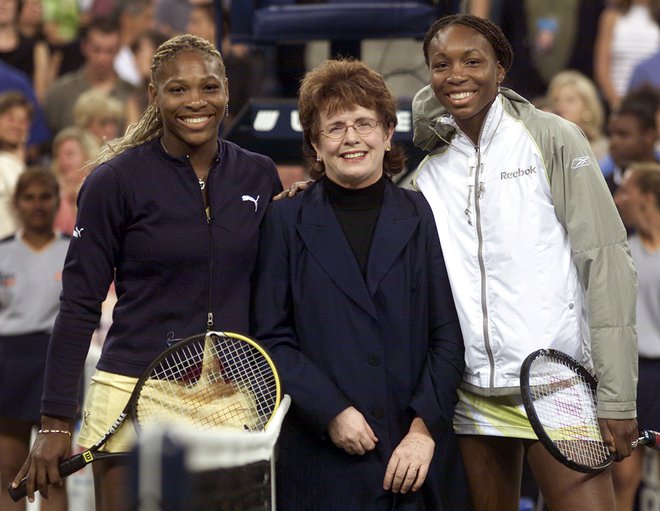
top-left (296, 180), bottom-right (420, 319)
top-left (411, 85), bottom-right (530, 152)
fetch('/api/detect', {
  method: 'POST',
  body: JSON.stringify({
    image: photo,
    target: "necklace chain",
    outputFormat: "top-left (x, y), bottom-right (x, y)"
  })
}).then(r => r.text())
top-left (160, 138), bottom-right (209, 190)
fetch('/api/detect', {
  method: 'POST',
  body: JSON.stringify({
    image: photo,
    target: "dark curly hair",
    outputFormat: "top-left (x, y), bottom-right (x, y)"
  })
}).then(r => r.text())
top-left (423, 14), bottom-right (513, 72)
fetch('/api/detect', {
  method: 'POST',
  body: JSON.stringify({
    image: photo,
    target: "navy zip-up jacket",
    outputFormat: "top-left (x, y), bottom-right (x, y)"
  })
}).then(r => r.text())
top-left (42, 137), bottom-right (282, 419)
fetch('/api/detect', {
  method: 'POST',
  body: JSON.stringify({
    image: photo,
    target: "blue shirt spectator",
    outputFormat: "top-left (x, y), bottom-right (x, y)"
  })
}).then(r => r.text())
top-left (0, 60), bottom-right (50, 147)
top-left (628, 51), bottom-right (660, 91)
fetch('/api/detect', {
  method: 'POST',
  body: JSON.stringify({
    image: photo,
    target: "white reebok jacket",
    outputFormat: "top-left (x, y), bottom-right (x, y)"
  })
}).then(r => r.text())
top-left (410, 87), bottom-right (637, 419)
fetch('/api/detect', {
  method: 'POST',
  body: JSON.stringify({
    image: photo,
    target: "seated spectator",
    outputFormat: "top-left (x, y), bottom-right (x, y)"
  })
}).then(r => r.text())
top-left (547, 69), bottom-right (609, 161)
top-left (0, 91), bottom-right (32, 165)
top-left (43, 16), bottom-right (137, 135)
top-left (113, 0), bottom-right (156, 87)
top-left (130, 29), bottom-right (167, 112)
top-left (0, 91), bottom-right (33, 238)
top-left (600, 93), bottom-right (659, 194)
top-left (72, 88), bottom-right (123, 145)
top-left (0, 59), bottom-right (50, 156)
top-left (0, 0), bottom-right (52, 103)
top-left (50, 126), bottom-right (99, 235)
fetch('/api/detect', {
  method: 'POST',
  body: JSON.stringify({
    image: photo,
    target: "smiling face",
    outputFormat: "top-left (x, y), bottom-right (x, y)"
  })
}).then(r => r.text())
top-left (312, 105), bottom-right (393, 189)
top-left (427, 23), bottom-right (505, 144)
top-left (150, 49), bottom-right (227, 156)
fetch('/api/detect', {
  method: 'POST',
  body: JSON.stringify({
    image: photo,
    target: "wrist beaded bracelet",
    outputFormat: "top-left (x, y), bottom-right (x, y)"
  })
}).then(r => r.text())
top-left (38, 429), bottom-right (72, 437)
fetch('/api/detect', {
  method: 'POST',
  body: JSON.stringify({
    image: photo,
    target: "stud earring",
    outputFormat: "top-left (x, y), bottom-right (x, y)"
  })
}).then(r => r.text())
top-left (385, 145), bottom-right (391, 152)
top-left (316, 155), bottom-right (321, 162)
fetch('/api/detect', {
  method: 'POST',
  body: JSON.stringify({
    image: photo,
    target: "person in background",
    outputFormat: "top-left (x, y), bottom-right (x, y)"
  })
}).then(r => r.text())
top-left (50, 126), bottom-right (99, 235)
top-left (13, 33), bottom-right (282, 511)
top-left (547, 69), bottom-right (609, 161)
top-left (612, 162), bottom-right (660, 511)
top-left (0, 0), bottom-right (52, 103)
top-left (412, 13), bottom-right (638, 511)
top-left (113, 0), bottom-right (155, 88)
top-left (0, 91), bottom-right (32, 166)
top-left (0, 59), bottom-right (51, 158)
top-left (43, 16), bottom-right (137, 136)
top-left (0, 91), bottom-right (33, 239)
top-left (488, 0), bottom-right (606, 101)
top-left (600, 93), bottom-right (659, 195)
top-left (251, 58), bottom-right (465, 511)
top-left (594, 0), bottom-right (660, 110)
top-left (72, 89), bottom-right (123, 145)
top-left (128, 29), bottom-right (167, 113)
top-left (0, 167), bottom-right (70, 511)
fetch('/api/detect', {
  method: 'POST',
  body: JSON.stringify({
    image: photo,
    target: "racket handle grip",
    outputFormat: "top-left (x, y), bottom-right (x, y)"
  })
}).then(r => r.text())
top-left (7, 453), bottom-right (90, 502)
top-left (641, 430), bottom-right (660, 450)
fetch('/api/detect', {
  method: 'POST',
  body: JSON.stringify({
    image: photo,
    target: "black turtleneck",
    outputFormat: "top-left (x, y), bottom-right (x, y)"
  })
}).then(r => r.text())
top-left (324, 175), bottom-right (385, 276)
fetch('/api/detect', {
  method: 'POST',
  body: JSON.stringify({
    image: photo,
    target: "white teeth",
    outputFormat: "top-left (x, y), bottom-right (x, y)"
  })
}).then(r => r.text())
top-left (450, 91), bottom-right (474, 100)
top-left (182, 117), bottom-right (209, 125)
top-left (343, 152), bottom-right (365, 159)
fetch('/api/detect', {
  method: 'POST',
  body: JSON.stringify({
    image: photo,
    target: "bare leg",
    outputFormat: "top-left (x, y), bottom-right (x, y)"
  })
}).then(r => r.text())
top-left (0, 419), bottom-right (31, 511)
top-left (526, 439), bottom-right (615, 511)
top-left (92, 457), bottom-right (131, 511)
top-left (458, 435), bottom-right (525, 511)
top-left (40, 482), bottom-right (68, 511)
top-left (611, 448), bottom-right (644, 511)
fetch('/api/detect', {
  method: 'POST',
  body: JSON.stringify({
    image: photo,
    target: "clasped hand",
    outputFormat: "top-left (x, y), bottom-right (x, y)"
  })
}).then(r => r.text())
top-left (328, 408), bottom-right (434, 494)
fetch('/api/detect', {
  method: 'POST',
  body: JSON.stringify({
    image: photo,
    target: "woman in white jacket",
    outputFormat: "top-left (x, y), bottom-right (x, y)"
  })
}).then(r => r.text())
top-left (411, 13), bottom-right (639, 511)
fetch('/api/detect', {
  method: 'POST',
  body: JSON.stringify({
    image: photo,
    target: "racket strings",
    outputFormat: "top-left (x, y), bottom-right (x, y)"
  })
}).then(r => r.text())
top-left (135, 333), bottom-right (278, 433)
top-left (529, 357), bottom-right (611, 468)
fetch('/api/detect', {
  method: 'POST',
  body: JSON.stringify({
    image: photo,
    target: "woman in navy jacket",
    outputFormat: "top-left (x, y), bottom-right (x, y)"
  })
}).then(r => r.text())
top-left (251, 59), bottom-right (464, 510)
top-left (14, 34), bottom-right (282, 509)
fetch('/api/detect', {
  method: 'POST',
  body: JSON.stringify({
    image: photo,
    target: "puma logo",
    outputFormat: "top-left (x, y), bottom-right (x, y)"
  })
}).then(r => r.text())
top-left (73, 226), bottom-right (84, 238)
top-left (241, 195), bottom-right (260, 212)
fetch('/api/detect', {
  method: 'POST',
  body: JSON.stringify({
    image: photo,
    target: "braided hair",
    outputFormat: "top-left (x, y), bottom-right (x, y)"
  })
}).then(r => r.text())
top-left (92, 34), bottom-right (226, 165)
top-left (423, 14), bottom-right (513, 72)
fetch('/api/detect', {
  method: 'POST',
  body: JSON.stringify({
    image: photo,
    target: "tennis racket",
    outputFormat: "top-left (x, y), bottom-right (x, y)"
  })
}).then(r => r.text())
top-left (10, 330), bottom-right (281, 501)
top-left (520, 348), bottom-right (660, 474)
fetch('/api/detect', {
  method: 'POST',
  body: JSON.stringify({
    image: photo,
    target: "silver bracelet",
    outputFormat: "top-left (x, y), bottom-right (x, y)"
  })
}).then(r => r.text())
top-left (38, 429), bottom-right (72, 437)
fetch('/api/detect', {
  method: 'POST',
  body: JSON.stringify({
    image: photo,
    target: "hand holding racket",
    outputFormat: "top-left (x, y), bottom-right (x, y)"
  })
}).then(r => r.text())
top-left (520, 348), bottom-right (660, 473)
top-left (10, 331), bottom-right (281, 502)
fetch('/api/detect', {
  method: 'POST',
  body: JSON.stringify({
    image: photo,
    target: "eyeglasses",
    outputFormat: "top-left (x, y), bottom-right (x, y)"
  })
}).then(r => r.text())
top-left (319, 120), bottom-right (381, 140)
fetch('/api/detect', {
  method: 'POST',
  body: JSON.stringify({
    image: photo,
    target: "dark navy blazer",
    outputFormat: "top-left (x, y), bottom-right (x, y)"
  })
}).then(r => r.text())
top-left (251, 179), bottom-right (464, 511)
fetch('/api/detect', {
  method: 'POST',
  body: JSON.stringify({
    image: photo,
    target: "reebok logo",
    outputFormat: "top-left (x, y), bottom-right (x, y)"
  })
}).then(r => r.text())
top-left (500, 165), bottom-right (537, 180)
top-left (571, 156), bottom-right (591, 169)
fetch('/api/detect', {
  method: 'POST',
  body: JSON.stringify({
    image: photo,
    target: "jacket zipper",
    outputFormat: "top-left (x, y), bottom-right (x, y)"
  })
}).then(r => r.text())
top-left (186, 155), bottom-right (215, 332)
top-left (473, 147), bottom-right (495, 389)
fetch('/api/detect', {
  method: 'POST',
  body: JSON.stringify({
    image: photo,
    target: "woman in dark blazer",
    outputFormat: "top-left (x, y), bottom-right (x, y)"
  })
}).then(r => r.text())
top-left (251, 59), bottom-right (465, 511)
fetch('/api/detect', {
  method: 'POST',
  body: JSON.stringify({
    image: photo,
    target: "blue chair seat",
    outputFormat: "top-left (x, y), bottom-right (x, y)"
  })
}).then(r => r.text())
top-left (228, 1), bottom-right (450, 45)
